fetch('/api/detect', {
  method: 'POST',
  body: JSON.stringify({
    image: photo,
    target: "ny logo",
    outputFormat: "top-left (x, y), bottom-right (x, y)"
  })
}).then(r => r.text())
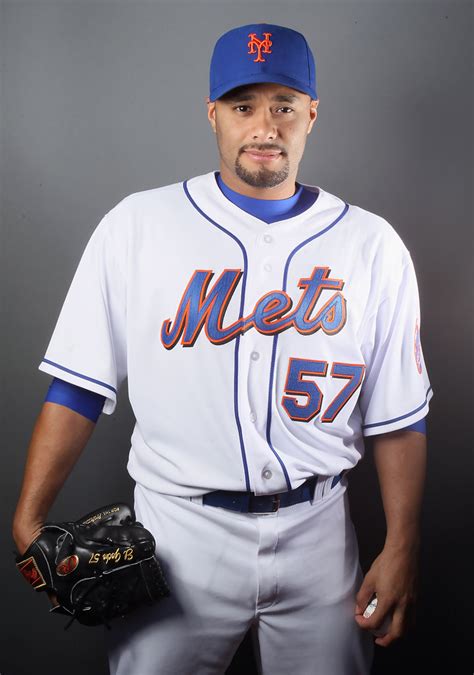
top-left (247, 32), bottom-right (273, 62)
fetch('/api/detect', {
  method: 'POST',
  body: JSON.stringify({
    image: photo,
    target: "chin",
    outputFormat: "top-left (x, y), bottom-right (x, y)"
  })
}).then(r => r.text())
top-left (235, 159), bottom-right (290, 189)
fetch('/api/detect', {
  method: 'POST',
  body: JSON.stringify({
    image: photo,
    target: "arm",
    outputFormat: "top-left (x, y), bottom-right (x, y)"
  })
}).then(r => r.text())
top-left (354, 429), bottom-right (427, 646)
top-left (12, 401), bottom-right (96, 555)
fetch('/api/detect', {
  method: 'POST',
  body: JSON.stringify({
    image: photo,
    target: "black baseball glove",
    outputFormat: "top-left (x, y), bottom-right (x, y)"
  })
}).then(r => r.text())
top-left (15, 502), bottom-right (170, 629)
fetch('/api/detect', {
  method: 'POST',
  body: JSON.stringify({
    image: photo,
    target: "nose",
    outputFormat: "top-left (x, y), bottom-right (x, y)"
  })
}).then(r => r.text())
top-left (250, 107), bottom-right (277, 141)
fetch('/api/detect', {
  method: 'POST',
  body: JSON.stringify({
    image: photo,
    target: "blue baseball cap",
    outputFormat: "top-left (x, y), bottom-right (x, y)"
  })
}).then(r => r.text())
top-left (209, 23), bottom-right (317, 102)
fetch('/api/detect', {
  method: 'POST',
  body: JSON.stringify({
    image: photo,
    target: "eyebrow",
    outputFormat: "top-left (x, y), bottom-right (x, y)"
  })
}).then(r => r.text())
top-left (223, 92), bottom-right (300, 103)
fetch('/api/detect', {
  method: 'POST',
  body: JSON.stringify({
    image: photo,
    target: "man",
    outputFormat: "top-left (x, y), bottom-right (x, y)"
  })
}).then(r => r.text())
top-left (13, 23), bottom-right (432, 674)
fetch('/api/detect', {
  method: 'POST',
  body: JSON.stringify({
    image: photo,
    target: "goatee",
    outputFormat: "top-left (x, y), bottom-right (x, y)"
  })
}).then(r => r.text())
top-left (235, 154), bottom-right (290, 189)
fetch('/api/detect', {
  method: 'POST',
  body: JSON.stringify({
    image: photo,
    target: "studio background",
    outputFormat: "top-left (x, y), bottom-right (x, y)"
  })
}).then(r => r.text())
top-left (1, 1), bottom-right (472, 674)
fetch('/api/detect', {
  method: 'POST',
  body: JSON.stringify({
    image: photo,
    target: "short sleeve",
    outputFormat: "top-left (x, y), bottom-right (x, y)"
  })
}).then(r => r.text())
top-left (38, 211), bottom-right (127, 415)
top-left (359, 253), bottom-right (433, 436)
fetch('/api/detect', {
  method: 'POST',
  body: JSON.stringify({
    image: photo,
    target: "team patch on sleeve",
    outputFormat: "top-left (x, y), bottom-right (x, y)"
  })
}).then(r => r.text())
top-left (414, 320), bottom-right (422, 374)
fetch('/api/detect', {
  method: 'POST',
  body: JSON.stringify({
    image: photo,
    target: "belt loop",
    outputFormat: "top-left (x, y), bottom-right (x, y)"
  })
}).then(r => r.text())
top-left (323, 475), bottom-right (333, 498)
top-left (189, 495), bottom-right (204, 506)
top-left (272, 493), bottom-right (280, 512)
top-left (312, 476), bottom-right (326, 503)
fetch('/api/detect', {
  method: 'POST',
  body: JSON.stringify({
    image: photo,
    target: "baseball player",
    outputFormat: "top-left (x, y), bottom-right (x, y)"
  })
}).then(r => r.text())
top-left (13, 23), bottom-right (432, 675)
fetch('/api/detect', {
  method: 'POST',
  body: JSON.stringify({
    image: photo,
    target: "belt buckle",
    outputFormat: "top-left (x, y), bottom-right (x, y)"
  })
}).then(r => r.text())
top-left (271, 494), bottom-right (280, 512)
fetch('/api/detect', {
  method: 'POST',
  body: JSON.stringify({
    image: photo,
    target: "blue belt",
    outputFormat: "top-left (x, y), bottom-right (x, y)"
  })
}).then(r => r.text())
top-left (202, 475), bottom-right (341, 513)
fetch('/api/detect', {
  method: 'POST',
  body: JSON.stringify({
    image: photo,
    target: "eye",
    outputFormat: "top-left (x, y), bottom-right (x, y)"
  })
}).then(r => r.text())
top-left (276, 107), bottom-right (294, 114)
top-left (234, 105), bottom-right (251, 113)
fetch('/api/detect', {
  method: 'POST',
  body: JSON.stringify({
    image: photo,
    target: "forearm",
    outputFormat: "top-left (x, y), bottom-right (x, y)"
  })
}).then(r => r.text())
top-left (372, 429), bottom-right (427, 551)
top-left (355, 430), bottom-right (427, 643)
top-left (13, 401), bottom-right (96, 550)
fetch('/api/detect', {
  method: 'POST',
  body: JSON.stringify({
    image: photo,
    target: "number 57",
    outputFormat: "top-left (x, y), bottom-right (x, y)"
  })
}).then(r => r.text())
top-left (281, 357), bottom-right (365, 423)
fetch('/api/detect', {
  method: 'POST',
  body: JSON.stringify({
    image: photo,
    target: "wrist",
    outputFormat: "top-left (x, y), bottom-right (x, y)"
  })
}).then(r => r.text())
top-left (384, 530), bottom-right (421, 555)
top-left (12, 515), bottom-right (45, 554)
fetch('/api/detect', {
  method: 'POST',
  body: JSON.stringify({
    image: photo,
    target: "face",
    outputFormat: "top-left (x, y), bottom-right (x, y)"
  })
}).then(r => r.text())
top-left (207, 82), bottom-right (318, 194)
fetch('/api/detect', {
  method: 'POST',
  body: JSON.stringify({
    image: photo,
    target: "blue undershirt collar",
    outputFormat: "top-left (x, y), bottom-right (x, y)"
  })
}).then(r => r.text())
top-left (215, 171), bottom-right (318, 224)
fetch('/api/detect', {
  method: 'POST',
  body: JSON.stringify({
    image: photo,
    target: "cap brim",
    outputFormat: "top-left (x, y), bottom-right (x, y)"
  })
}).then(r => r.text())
top-left (210, 72), bottom-right (317, 101)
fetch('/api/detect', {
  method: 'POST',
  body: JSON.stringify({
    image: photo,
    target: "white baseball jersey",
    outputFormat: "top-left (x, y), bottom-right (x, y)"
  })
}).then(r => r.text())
top-left (39, 171), bottom-right (433, 497)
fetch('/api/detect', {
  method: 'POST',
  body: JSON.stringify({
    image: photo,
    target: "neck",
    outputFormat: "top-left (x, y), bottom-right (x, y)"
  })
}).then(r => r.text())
top-left (219, 165), bottom-right (297, 200)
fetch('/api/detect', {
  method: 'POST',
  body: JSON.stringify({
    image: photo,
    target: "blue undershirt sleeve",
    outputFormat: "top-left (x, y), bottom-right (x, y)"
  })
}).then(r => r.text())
top-left (400, 417), bottom-right (426, 434)
top-left (45, 377), bottom-right (106, 423)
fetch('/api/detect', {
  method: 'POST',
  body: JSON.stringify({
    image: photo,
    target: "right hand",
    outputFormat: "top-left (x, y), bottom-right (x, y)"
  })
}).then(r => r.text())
top-left (13, 520), bottom-right (59, 607)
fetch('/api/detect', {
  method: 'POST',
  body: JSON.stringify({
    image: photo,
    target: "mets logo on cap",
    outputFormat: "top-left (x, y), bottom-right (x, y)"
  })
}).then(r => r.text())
top-left (247, 32), bottom-right (272, 62)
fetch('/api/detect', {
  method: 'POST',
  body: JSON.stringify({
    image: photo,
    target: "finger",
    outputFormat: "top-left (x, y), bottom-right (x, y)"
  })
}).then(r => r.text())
top-left (355, 594), bottom-right (392, 633)
top-left (375, 630), bottom-right (397, 647)
top-left (371, 611), bottom-right (392, 637)
top-left (355, 583), bottom-right (375, 616)
top-left (374, 605), bottom-right (404, 647)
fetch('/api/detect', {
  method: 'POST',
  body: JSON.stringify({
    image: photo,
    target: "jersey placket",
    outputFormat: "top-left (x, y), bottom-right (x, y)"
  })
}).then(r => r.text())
top-left (236, 226), bottom-right (296, 496)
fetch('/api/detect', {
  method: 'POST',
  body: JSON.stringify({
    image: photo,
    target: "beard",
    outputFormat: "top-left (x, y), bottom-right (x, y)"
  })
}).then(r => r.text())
top-left (235, 151), bottom-right (290, 188)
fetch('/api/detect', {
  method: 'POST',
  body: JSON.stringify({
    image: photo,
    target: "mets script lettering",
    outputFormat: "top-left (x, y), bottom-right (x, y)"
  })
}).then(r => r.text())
top-left (161, 266), bottom-right (346, 349)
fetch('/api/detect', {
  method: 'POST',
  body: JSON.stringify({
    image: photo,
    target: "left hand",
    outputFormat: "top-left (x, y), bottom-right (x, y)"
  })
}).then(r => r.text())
top-left (354, 543), bottom-right (419, 647)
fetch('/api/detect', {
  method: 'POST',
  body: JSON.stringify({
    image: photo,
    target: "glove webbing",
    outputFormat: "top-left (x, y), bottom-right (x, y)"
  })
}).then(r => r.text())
top-left (58, 570), bottom-right (142, 630)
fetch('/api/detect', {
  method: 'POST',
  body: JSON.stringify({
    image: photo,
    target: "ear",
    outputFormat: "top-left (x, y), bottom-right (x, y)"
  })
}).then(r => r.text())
top-left (307, 99), bottom-right (319, 135)
top-left (207, 98), bottom-right (217, 134)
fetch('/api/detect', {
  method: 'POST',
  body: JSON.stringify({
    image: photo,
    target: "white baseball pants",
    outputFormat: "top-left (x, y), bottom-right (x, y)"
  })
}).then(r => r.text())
top-left (106, 478), bottom-right (373, 675)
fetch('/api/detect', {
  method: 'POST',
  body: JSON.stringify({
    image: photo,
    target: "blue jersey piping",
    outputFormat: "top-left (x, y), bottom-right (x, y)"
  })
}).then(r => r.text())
top-left (41, 358), bottom-right (117, 393)
top-left (362, 386), bottom-right (432, 430)
top-left (182, 180), bottom-right (251, 491)
top-left (266, 203), bottom-right (350, 490)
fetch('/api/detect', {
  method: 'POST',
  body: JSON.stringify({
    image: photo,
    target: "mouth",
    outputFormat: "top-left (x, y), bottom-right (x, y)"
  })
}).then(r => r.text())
top-left (243, 149), bottom-right (282, 163)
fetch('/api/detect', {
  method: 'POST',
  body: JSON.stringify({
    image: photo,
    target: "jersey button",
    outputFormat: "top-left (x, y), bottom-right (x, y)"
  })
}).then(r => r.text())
top-left (262, 469), bottom-right (272, 480)
top-left (263, 234), bottom-right (273, 244)
top-left (249, 411), bottom-right (257, 423)
top-left (263, 263), bottom-right (272, 272)
top-left (251, 351), bottom-right (260, 361)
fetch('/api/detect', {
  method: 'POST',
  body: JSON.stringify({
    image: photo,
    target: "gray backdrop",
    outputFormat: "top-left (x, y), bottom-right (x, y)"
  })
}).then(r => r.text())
top-left (1, 2), bottom-right (472, 674)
